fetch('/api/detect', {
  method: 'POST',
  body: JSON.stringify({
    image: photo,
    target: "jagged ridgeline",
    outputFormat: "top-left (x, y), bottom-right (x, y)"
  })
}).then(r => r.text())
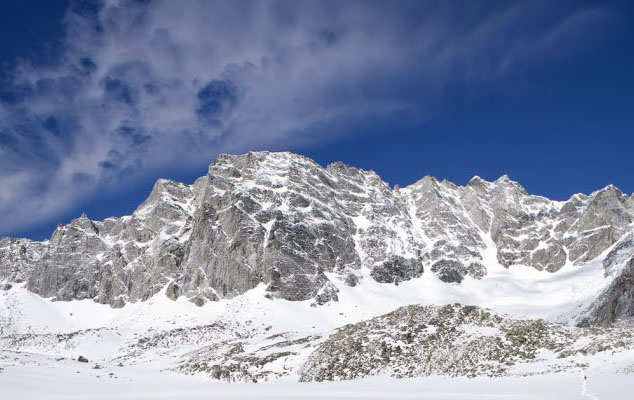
top-left (1, 152), bottom-right (633, 324)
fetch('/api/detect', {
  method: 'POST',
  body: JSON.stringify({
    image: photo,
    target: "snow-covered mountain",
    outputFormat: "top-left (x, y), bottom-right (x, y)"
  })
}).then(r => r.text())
top-left (2, 151), bottom-right (634, 389)
top-left (2, 151), bottom-right (633, 325)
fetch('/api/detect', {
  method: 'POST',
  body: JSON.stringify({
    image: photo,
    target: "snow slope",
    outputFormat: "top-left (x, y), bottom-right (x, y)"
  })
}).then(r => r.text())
top-left (2, 355), bottom-right (633, 400)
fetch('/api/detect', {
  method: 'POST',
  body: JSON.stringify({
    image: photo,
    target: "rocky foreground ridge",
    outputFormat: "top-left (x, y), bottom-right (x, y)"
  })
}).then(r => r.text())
top-left (1, 151), bottom-right (634, 326)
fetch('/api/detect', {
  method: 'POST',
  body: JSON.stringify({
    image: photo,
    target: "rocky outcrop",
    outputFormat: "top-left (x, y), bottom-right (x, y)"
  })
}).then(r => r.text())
top-left (370, 256), bottom-right (424, 284)
top-left (1, 152), bottom-right (633, 320)
top-left (298, 303), bottom-right (634, 381)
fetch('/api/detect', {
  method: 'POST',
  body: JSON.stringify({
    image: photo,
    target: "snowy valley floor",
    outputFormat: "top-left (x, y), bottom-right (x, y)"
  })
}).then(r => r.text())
top-left (1, 361), bottom-right (632, 400)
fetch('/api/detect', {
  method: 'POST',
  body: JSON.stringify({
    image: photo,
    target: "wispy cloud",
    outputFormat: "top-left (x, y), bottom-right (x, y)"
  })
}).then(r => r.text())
top-left (0, 0), bottom-right (615, 236)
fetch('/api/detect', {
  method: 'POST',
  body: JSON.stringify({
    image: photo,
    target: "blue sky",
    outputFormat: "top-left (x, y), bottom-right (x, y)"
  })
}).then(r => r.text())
top-left (1, 0), bottom-right (633, 240)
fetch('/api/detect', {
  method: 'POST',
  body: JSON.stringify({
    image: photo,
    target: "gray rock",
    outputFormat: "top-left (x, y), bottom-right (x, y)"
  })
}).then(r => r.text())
top-left (579, 256), bottom-right (634, 327)
top-left (602, 233), bottom-right (634, 276)
top-left (431, 260), bottom-right (466, 283)
top-left (370, 256), bottom-right (423, 284)
top-left (344, 273), bottom-right (360, 287)
top-left (165, 281), bottom-right (180, 301)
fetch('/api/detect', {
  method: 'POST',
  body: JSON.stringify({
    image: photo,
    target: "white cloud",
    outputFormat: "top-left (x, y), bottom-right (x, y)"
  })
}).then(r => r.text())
top-left (0, 0), bottom-right (615, 236)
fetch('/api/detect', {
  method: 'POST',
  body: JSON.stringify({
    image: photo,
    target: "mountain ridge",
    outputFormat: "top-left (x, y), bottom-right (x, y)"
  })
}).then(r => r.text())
top-left (1, 151), bottom-right (633, 327)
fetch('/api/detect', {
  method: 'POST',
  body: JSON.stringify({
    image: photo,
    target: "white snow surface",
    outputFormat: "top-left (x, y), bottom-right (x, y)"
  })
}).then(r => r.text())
top-left (2, 356), bottom-right (633, 400)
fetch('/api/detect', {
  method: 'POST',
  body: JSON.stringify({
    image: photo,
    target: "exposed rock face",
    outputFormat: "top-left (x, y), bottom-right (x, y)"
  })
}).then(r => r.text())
top-left (579, 234), bottom-right (634, 326)
top-left (178, 154), bottom-right (363, 303)
top-left (0, 238), bottom-right (47, 283)
top-left (588, 257), bottom-right (634, 326)
top-left (17, 179), bottom-right (195, 307)
top-left (1, 152), bottom-right (633, 321)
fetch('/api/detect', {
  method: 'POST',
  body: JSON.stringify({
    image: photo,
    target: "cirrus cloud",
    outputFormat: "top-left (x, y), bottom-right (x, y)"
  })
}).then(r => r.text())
top-left (0, 0), bottom-right (616, 236)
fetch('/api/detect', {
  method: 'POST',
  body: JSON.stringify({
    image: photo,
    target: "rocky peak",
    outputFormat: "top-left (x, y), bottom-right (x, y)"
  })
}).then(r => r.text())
top-left (50, 214), bottom-right (100, 243)
top-left (326, 160), bottom-right (359, 174)
top-left (495, 174), bottom-right (521, 185)
top-left (72, 213), bottom-right (99, 231)
top-left (466, 175), bottom-right (490, 191)
top-left (585, 185), bottom-right (631, 213)
top-left (411, 175), bottom-right (439, 190)
top-left (574, 184), bottom-right (633, 236)
top-left (136, 179), bottom-right (193, 211)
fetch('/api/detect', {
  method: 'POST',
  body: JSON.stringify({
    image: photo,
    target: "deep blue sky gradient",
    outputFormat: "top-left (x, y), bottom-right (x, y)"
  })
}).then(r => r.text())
top-left (0, 1), bottom-right (67, 70)
top-left (1, 0), bottom-right (633, 240)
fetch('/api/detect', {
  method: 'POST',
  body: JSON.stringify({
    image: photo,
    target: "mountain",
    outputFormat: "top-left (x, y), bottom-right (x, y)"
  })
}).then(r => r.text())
top-left (1, 151), bottom-right (634, 326)
top-left (2, 152), bottom-right (634, 392)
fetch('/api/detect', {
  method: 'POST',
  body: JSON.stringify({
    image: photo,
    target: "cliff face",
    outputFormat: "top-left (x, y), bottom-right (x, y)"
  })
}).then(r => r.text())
top-left (0, 237), bottom-right (47, 284)
top-left (1, 152), bottom-right (633, 324)
top-left (577, 233), bottom-right (634, 326)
